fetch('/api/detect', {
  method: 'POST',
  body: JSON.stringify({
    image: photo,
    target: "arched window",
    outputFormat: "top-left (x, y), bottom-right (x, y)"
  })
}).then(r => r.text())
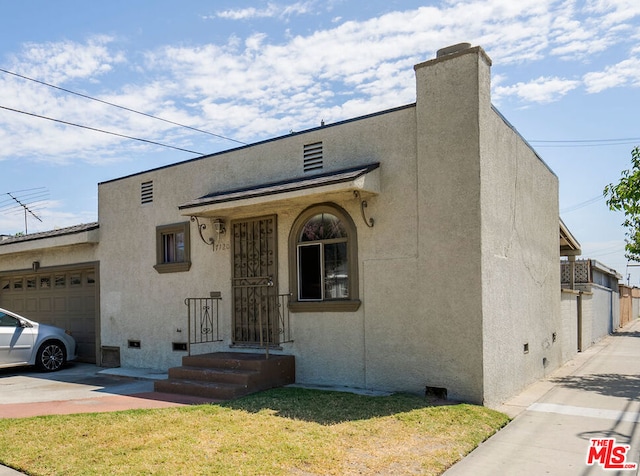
top-left (289, 204), bottom-right (360, 312)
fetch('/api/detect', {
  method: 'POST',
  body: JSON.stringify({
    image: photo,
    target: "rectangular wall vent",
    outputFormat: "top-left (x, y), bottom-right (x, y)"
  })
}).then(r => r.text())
top-left (128, 339), bottom-right (141, 349)
top-left (303, 142), bottom-right (323, 172)
top-left (141, 181), bottom-right (153, 204)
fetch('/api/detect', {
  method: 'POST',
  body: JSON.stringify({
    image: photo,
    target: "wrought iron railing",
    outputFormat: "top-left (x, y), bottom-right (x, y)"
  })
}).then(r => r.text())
top-left (254, 292), bottom-right (294, 359)
top-left (185, 292), bottom-right (293, 358)
top-left (185, 296), bottom-right (223, 355)
top-left (275, 292), bottom-right (293, 344)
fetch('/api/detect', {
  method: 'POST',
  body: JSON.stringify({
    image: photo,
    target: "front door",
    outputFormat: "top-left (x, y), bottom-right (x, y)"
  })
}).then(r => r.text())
top-left (231, 216), bottom-right (279, 346)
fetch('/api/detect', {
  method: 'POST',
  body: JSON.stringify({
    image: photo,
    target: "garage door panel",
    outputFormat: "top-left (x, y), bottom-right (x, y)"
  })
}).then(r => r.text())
top-left (0, 267), bottom-right (97, 363)
top-left (26, 298), bottom-right (37, 313)
top-left (68, 296), bottom-right (84, 312)
top-left (8, 298), bottom-right (24, 312)
top-left (39, 297), bottom-right (52, 312)
top-left (86, 296), bottom-right (95, 312)
top-left (53, 297), bottom-right (66, 312)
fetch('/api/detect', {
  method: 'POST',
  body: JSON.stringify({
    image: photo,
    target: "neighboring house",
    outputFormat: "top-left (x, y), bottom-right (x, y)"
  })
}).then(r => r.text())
top-left (561, 258), bottom-right (622, 352)
top-left (1, 44), bottom-right (568, 406)
top-left (0, 223), bottom-right (100, 361)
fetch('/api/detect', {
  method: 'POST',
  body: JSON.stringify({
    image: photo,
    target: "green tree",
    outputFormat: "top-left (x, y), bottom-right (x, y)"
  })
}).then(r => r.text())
top-left (604, 146), bottom-right (640, 261)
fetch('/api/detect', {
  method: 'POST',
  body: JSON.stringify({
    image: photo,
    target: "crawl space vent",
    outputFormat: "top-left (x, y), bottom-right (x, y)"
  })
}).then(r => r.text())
top-left (303, 142), bottom-right (323, 172)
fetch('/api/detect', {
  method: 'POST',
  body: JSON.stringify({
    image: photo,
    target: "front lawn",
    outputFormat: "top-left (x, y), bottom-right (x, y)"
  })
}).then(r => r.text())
top-left (0, 387), bottom-right (509, 475)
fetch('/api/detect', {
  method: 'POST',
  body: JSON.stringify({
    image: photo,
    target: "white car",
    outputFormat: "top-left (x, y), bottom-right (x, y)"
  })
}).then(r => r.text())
top-left (0, 307), bottom-right (77, 372)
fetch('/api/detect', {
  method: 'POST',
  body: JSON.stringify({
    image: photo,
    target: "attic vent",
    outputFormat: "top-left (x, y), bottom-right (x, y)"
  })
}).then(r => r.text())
top-left (141, 181), bottom-right (153, 204)
top-left (303, 142), bottom-right (323, 172)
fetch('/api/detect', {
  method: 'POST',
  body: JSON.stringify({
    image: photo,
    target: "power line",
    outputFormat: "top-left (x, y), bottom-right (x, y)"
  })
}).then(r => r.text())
top-left (0, 67), bottom-right (247, 146)
top-left (530, 138), bottom-right (640, 148)
top-left (560, 194), bottom-right (605, 214)
top-left (532, 138), bottom-right (640, 143)
top-left (0, 104), bottom-right (205, 155)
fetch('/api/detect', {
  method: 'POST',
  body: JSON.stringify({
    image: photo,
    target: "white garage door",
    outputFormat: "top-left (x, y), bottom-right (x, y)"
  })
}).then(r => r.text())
top-left (0, 265), bottom-right (98, 363)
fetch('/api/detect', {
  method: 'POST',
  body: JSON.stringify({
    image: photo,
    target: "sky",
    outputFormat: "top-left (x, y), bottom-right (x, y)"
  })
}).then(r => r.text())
top-left (0, 0), bottom-right (639, 282)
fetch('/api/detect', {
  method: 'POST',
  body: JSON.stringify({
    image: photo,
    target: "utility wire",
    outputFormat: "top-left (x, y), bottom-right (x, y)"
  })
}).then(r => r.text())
top-left (0, 105), bottom-right (205, 155)
top-left (2, 68), bottom-right (636, 151)
top-left (530, 137), bottom-right (640, 148)
top-left (532, 138), bottom-right (640, 143)
top-left (0, 67), bottom-right (247, 146)
top-left (560, 194), bottom-right (604, 214)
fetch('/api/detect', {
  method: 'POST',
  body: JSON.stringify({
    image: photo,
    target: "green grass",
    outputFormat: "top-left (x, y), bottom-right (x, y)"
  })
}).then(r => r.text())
top-left (0, 387), bottom-right (509, 475)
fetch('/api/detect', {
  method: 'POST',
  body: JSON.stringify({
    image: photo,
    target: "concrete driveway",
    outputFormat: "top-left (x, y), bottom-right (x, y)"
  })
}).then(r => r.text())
top-left (0, 362), bottom-right (212, 418)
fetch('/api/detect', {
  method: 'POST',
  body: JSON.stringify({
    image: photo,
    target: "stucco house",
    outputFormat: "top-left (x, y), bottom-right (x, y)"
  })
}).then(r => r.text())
top-left (0, 44), bottom-right (567, 406)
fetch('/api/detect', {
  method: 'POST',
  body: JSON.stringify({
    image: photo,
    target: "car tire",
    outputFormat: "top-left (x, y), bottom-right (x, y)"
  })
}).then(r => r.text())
top-left (36, 340), bottom-right (67, 372)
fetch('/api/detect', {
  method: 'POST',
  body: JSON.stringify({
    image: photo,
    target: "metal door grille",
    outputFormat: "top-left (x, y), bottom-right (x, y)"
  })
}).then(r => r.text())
top-left (232, 216), bottom-right (278, 345)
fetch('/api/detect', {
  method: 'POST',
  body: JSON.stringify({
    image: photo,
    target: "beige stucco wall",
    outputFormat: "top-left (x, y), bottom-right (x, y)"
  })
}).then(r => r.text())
top-left (95, 45), bottom-right (561, 406)
top-left (97, 103), bottom-right (421, 379)
top-left (412, 46), bottom-right (560, 405)
top-left (560, 289), bottom-right (579, 363)
top-left (479, 113), bottom-right (561, 406)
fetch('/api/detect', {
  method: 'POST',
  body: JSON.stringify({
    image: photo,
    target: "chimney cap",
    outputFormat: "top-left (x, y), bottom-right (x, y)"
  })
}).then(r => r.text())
top-left (436, 43), bottom-right (472, 58)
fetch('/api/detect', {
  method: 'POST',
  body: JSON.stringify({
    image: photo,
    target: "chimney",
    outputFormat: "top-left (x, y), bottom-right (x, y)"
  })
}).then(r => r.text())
top-left (413, 43), bottom-right (494, 314)
top-left (414, 43), bottom-right (492, 174)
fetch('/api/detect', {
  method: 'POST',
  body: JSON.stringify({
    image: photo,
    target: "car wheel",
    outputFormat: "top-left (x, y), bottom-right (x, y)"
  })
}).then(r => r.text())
top-left (36, 340), bottom-right (67, 372)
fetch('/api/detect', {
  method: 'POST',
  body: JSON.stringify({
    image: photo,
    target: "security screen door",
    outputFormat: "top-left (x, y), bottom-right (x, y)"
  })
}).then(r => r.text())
top-left (231, 216), bottom-right (279, 345)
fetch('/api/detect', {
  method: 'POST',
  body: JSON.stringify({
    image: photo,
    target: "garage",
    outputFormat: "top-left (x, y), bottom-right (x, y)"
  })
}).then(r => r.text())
top-left (0, 264), bottom-right (99, 363)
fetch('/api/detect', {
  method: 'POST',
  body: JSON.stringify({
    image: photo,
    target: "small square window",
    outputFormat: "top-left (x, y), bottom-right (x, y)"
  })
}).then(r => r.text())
top-left (55, 275), bottom-right (66, 288)
top-left (154, 222), bottom-right (191, 273)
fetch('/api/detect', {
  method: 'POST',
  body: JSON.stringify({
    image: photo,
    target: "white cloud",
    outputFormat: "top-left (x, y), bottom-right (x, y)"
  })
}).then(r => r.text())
top-left (215, 1), bottom-right (314, 21)
top-left (12, 35), bottom-right (124, 84)
top-left (216, 4), bottom-right (279, 20)
top-left (585, 0), bottom-right (640, 26)
top-left (583, 56), bottom-right (640, 93)
top-left (1, 0), bottom-right (640, 165)
top-left (493, 76), bottom-right (581, 103)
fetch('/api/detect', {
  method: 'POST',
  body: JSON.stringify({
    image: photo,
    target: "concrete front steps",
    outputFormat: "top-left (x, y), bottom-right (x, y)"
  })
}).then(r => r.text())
top-left (154, 352), bottom-right (295, 400)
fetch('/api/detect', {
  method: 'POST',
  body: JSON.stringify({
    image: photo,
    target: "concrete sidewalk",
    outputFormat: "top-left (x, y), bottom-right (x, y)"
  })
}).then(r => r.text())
top-left (445, 318), bottom-right (640, 475)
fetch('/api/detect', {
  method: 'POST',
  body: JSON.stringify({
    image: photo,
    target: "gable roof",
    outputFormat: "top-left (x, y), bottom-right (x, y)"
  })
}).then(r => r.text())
top-left (0, 222), bottom-right (99, 246)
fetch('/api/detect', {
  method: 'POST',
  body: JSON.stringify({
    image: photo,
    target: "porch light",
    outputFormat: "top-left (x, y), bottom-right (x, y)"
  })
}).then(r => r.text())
top-left (191, 216), bottom-right (226, 250)
top-left (212, 218), bottom-right (226, 235)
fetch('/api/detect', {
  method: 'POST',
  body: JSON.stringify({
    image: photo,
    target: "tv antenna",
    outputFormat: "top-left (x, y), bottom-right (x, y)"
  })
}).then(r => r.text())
top-left (0, 188), bottom-right (49, 234)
